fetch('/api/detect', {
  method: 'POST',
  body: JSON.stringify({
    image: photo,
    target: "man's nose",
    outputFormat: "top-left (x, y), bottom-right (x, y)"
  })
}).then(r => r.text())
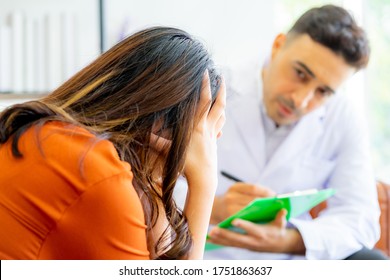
top-left (291, 87), bottom-right (315, 110)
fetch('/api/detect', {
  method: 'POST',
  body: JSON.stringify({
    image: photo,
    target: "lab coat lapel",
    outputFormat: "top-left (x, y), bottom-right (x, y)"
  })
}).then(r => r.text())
top-left (230, 97), bottom-right (266, 170)
top-left (260, 107), bottom-right (326, 179)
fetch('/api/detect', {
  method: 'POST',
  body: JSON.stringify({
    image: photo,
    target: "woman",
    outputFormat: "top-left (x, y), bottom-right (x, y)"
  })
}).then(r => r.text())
top-left (0, 27), bottom-right (226, 260)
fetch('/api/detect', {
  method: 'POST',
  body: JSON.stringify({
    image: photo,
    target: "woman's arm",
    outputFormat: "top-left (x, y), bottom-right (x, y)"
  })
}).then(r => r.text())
top-left (183, 71), bottom-right (226, 259)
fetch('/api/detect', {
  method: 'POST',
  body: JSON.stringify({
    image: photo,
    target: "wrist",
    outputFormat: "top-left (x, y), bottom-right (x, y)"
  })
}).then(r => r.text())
top-left (185, 169), bottom-right (217, 193)
top-left (283, 228), bottom-right (306, 255)
top-left (210, 196), bottom-right (223, 224)
top-left (183, 176), bottom-right (217, 260)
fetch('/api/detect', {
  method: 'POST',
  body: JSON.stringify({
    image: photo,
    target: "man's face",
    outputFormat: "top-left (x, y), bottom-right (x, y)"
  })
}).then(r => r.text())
top-left (262, 33), bottom-right (356, 126)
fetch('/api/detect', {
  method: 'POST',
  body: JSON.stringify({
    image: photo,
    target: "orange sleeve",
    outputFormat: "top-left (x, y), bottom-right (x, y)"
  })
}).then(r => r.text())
top-left (39, 170), bottom-right (150, 260)
top-left (36, 126), bottom-right (150, 260)
top-left (0, 122), bottom-right (150, 259)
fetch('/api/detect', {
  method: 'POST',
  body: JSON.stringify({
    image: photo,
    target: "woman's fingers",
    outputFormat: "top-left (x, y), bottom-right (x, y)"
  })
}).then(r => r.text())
top-left (195, 70), bottom-right (212, 123)
top-left (195, 71), bottom-right (226, 138)
top-left (207, 78), bottom-right (226, 128)
top-left (214, 112), bottom-right (226, 138)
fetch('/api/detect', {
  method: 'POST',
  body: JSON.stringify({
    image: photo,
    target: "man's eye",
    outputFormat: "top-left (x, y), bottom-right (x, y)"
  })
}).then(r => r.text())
top-left (295, 68), bottom-right (306, 80)
top-left (316, 88), bottom-right (331, 97)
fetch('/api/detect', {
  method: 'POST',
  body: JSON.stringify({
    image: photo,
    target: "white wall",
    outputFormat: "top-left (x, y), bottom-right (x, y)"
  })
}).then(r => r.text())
top-left (0, 0), bottom-right (100, 73)
top-left (1, 0), bottom-right (276, 108)
top-left (104, 0), bottom-right (275, 68)
top-left (0, 97), bottom-right (37, 111)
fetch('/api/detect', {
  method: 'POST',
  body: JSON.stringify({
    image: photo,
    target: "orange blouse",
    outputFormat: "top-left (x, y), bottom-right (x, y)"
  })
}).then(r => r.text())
top-left (0, 121), bottom-right (149, 259)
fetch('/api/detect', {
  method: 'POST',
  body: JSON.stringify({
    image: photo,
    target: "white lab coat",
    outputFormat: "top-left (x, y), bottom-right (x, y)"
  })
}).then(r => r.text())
top-left (204, 66), bottom-right (380, 260)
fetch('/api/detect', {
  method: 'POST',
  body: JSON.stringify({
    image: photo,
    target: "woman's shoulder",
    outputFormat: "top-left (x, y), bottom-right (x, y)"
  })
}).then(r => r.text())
top-left (0, 121), bottom-right (147, 259)
top-left (21, 121), bottom-right (132, 187)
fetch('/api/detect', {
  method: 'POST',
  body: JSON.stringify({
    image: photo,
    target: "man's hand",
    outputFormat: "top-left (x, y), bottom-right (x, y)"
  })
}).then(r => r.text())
top-left (208, 209), bottom-right (306, 255)
top-left (211, 183), bottom-right (275, 224)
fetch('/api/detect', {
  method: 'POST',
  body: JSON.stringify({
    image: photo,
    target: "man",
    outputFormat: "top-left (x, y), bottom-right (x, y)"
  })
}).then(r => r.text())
top-left (206, 5), bottom-right (386, 260)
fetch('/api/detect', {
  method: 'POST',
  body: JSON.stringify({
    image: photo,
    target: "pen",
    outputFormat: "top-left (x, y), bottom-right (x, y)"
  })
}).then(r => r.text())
top-left (220, 170), bottom-right (244, 182)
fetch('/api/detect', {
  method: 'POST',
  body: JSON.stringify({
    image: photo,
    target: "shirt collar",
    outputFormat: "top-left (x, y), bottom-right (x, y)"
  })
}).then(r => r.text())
top-left (260, 101), bottom-right (297, 135)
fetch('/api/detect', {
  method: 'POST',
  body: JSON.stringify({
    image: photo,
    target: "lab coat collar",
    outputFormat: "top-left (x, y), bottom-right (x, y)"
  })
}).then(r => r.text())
top-left (261, 106), bottom-right (326, 179)
top-left (227, 64), bottom-right (327, 177)
top-left (229, 90), bottom-right (326, 178)
top-left (230, 92), bottom-right (267, 170)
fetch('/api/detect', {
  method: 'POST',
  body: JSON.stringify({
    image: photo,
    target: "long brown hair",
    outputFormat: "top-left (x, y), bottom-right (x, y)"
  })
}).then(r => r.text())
top-left (0, 27), bottom-right (221, 259)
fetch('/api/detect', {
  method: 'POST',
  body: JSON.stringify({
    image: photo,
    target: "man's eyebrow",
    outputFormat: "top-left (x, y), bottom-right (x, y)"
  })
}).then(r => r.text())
top-left (295, 61), bottom-right (315, 78)
top-left (295, 61), bottom-right (335, 94)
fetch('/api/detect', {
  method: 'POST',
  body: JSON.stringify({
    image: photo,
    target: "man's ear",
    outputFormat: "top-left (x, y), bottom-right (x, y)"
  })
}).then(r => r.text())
top-left (271, 33), bottom-right (287, 60)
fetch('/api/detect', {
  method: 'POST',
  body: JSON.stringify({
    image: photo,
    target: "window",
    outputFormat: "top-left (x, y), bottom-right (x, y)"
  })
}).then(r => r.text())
top-left (365, 0), bottom-right (390, 182)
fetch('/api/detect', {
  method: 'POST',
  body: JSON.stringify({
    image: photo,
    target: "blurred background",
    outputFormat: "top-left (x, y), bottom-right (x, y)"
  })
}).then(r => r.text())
top-left (0, 0), bottom-right (389, 182)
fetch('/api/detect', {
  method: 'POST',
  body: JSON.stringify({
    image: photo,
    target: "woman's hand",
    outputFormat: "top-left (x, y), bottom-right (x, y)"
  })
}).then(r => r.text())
top-left (183, 70), bottom-right (226, 259)
top-left (184, 70), bottom-right (226, 187)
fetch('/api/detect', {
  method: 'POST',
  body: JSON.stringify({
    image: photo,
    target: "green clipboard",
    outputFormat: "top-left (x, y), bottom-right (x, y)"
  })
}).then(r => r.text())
top-left (205, 188), bottom-right (335, 251)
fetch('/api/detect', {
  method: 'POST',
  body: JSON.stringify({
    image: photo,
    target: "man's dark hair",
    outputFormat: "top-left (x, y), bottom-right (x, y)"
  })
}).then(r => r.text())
top-left (287, 5), bottom-right (370, 69)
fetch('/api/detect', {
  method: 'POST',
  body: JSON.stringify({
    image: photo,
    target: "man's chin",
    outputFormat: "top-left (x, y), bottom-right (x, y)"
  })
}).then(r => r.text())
top-left (273, 113), bottom-right (298, 126)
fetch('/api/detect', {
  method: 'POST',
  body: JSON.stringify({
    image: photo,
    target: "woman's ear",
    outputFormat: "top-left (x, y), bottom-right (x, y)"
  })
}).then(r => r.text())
top-left (149, 132), bottom-right (172, 155)
top-left (271, 33), bottom-right (287, 60)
